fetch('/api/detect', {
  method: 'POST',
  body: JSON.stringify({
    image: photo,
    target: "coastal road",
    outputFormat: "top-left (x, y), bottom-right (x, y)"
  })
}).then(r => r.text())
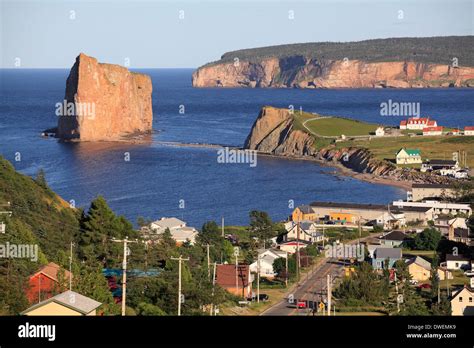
top-left (261, 233), bottom-right (381, 316)
top-left (260, 258), bottom-right (343, 316)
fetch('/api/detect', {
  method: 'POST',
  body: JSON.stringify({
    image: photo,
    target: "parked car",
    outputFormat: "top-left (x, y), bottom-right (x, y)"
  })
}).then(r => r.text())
top-left (409, 279), bottom-right (419, 285)
top-left (417, 283), bottom-right (431, 289)
top-left (464, 271), bottom-right (474, 277)
top-left (247, 294), bottom-right (269, 302)
top-left (297, 300), bottom-right (307, 309)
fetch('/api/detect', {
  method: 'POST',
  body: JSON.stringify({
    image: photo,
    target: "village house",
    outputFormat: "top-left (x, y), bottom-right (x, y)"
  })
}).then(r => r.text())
top-left (435, 216), bottom-right (468, 236)
top-left (464, 126), bottom-right (474, 136)
top-left (379, 231), bottom-right (408, 247)
top-left (396, 148), bottom-right (422, 165)
top-left (310, 202), bottom-right (387, 222)
top-left (409, 183), bottom-right (456, 202)
top-left (144, 217), bottom-right (198, 245)
top-left (284, 221), bottom-right (324, 243)
top-left (249, 249), bottom-right (287, 279)
top-left (451, 285), bottom-right (474, 316)
top-left (376, 211), bottom-right (406, 230)
top-left (375, 127), bottom-right (385, 136)
top-left (406, 256), bottom-right (431, 281)
top-left (444, 254), bottom-right (471, 271)
top-left (26, 262), bottom-right (73, 304)
top-left (392, 200), bottom-right (472, 217)
top-left (278, 240), bottom-right (310, 254)
top-left (215, 264), bottom-right (253, 298)
top-left (292, 205), bottom-right (317, 222)
top-left (423, 126), bottom-right (443, 136)
top-left (21, 290), bottom-right (101, 316)
top-left (448, 227), bottom-right (472, 245)
top-left (421, 159), bottom-right (459, 173)
top-left (399, 117), bottom-right (437, 130)
top-left (329, 212), bottom-right (357, 224)
top-left (371, 248), bottom-right (402, 270)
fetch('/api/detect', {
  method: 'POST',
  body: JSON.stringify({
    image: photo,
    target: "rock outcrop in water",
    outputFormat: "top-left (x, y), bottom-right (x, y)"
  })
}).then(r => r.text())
top-left (57, 53), bottom-right (153, 141)
top-left (193, 37), bottom-right (474, 88)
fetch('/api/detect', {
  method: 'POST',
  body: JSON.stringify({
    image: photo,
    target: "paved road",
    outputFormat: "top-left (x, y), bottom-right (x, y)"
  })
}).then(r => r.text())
top-left (261, 234), bottom-right (381, 316)
top-left (261, 258), bottom-right (344, 316)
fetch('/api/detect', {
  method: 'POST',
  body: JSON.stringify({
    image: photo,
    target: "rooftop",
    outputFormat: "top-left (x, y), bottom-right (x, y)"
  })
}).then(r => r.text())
top-left (374, 248), bottom-right (402, 259)
top-left (310, 201), bottom-right (386, 211)
top-left (380, 231), bottom-right (407, 241)
top-left (22, 290), bottom-right (101, 315)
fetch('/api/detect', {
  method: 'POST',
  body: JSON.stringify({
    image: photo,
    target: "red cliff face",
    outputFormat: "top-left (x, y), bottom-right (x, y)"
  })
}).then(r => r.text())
top-left (57, 53), bottom-right (153, 141)
top-left (192, 58), bottom-right (474, 88)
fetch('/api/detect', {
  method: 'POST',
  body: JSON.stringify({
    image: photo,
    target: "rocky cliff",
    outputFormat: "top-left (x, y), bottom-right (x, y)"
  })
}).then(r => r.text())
top-left (193, 37), bottom-right (474, 88)
top-left (57, 53), bottom-right (153, 141)
top-left (193, 58), bottom-right (474, 88)
top-left (244, 106), bottom-right (455, 185)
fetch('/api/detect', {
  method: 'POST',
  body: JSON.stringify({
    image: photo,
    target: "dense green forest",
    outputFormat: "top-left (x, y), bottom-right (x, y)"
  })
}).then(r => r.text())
top-left (204, 36), bottom-right (474, 67)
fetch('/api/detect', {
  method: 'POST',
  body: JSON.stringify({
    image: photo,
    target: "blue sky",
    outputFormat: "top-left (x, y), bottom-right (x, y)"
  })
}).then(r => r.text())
top-left (1, 0), bottom-right (473, 68)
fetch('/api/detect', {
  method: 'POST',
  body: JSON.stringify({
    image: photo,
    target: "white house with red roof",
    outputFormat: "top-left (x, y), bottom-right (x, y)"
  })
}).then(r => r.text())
top-left (423, 126), bottom-right (443, 136)
top-left (399, 117), bottom-right (437, 130)
top-left (465, 127), bottom-right (474, 136)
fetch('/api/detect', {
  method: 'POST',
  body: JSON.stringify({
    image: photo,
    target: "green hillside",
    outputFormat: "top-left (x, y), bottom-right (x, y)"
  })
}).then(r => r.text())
top-left (205, 36), bottom-right (474, 67)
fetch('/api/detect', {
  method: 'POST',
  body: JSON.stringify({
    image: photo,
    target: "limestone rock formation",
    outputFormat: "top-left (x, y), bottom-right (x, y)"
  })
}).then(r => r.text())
top-left (193, 58), bottom-right (474, 89)
top-left (57, 53), bottom-right (153, 141)
top-left (244, 106), bottom-right (315, 156)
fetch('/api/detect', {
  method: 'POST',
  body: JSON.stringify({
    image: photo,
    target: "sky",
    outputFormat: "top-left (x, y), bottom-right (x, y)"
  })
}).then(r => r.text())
top-left (1, 0), bottom-right (473, 68)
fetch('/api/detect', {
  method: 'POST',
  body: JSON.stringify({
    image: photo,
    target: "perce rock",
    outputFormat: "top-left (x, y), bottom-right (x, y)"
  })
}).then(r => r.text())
top-left (57, 53), bottom-right (153, 141)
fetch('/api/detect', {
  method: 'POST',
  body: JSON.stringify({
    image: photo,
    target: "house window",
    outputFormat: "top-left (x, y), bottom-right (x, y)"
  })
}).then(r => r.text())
top-left (455, 263), bottom-right (459, 268)
top-left (469, 297), bottom-right (472, 303)
top-left (459, 297), bottom-right (463, 302)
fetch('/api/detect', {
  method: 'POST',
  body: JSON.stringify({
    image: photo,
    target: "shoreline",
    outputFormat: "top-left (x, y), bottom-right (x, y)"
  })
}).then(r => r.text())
top-left (254, 151), bottom-right (411, 191)
top-left (156, 141), bottom-right (411, 191)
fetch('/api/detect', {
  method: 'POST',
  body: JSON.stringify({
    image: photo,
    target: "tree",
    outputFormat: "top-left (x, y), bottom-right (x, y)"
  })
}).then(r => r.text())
top-left (78, 195), bottom-right (135, 267)
top-left (413, 228), bottom-right (441, 251)
top-left (249, 211), bottom-right (274, 248)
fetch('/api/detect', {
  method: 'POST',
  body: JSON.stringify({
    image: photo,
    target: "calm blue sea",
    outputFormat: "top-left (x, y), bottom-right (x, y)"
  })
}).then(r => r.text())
top-left (1, 69), bottom-right (473, 227)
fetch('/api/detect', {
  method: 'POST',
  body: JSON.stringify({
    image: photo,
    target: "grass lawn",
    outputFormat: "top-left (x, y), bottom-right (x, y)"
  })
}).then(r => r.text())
top-left (335, 135), bottom-right (474, 167)
top-left (303, 117), bottom-right (379, 137)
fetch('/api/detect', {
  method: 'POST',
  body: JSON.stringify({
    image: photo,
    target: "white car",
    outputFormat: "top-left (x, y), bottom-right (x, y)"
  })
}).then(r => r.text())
top-left (409, 279), bottom-right (419, 285)
top-left (464, 271), bottom-right (474, 277)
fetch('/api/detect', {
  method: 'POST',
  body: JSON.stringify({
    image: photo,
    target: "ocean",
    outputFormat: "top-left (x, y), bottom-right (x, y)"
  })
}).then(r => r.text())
top-left (1, 68), bottom-right (472, 227)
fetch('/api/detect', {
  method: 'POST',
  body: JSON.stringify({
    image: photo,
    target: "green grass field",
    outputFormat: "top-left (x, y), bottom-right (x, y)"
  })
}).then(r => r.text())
top-left (335, 135), bottom-right (474, 167)
top-left (303, 117), bottom-right (379, 137)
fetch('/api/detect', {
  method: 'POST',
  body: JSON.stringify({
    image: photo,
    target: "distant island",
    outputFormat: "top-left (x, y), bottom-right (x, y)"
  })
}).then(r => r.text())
top-left (193, 36), bottom-right (474, 88)
top-left (54, 53), bottom-right (153, 142)
top-left (244, 106), bottom-right (473, 188)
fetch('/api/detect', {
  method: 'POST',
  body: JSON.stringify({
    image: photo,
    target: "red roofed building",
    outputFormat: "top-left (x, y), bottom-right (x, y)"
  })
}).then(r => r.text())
top-left (423, 126), bottom-right (444, 136)
top-left (26, 262), bottom-right (72, 304)
top-left (215, 264), bottom-right (253, 298)
top-left (465, 127), bottom-right (474, 136)
top-left (400, 117), bottom-right (437, 130)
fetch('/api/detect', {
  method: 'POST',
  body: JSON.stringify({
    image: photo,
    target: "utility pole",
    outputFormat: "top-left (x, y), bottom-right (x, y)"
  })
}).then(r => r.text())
top-left (327, 274), bottom-right (331, 316)
top-left (111, 237), bottom-right (138, 316)
top-left (285, 251), bottom-right (289, 287)
top-left (221, 217), bottom-right (225, 237)
top-left (170, 255), bottom-right (190, 316)
top-left (235, 254), bottom-right (239, 298)
top-left (210, 262), bottom-right (217, 315)
top-left (257, 253), bottom-right (260, 303)
top-left (206, 244), bottom-right (211, 280)
top-left (296, 222), bottom-right (301, 284)
top-left (69, 241), bottom-right (74, 291)
top-left (394, 271), bottom-right (400, 313)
